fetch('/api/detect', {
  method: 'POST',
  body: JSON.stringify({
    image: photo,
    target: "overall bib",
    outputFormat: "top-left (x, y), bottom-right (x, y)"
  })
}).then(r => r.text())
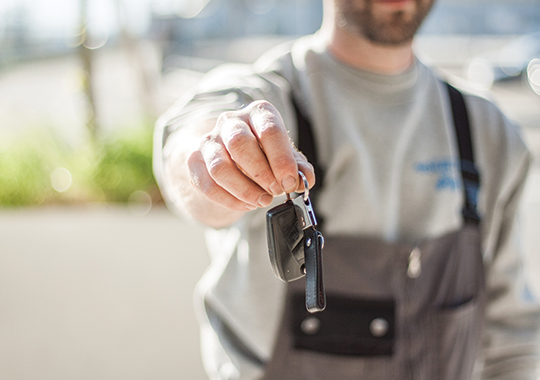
top-left (262, 84), bottom-right (486, 380)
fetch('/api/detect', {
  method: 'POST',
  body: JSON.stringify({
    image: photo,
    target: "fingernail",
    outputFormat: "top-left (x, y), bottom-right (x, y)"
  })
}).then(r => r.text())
top-left (258, 193), bottom-right (273, 208)
top-left (282, 175), bottom-right (297, 192)
top-left (245, 204), bottom-right (257, 211)
top-left (269, 181), bottom-right (282, 196)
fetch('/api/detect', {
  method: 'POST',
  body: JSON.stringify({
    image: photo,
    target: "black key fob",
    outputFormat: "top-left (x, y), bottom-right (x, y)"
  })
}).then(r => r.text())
top-left (266, 199), bottom-right (306, 282)
top-left (266, 171), bottom-right (326, 312)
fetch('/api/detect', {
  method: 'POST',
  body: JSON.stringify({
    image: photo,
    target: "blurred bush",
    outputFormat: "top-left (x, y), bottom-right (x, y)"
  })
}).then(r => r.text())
top-left (92, 127), bottom-right (157, 203)
top-left (0, 125), bottom-right (161, 207)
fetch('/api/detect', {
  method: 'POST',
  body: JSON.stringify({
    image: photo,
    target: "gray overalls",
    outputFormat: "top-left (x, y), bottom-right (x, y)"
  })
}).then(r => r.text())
top-left (262, 84), bottom-right (486, 380)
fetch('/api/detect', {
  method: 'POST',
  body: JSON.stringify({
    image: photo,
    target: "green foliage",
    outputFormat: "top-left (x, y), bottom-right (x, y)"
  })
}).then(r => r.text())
top-left (0, 126), bottom-right (161, 207)
top-left (92, 128), bottom-right (157, 203)
top-left (0, 130), bottom-right (65, 206)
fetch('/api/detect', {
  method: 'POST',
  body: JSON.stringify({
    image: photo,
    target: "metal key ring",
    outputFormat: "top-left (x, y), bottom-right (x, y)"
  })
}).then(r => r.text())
top-left (298, 171), bottom-right (309, 202)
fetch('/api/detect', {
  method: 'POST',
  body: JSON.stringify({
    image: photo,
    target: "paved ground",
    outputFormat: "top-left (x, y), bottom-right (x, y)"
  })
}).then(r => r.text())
top-left (0, 207), bottom-right (210, 380)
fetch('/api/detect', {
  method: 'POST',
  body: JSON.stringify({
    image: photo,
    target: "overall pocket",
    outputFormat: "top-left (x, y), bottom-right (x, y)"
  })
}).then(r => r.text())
top-left (427, 298), bottom-right (481, 380)
top-left (291, 293), bottom-right (396, 356)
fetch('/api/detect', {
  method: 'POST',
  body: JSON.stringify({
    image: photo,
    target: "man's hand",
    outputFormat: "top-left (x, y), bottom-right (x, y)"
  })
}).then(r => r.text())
top-left (186, 100), bottom-right (315, 216)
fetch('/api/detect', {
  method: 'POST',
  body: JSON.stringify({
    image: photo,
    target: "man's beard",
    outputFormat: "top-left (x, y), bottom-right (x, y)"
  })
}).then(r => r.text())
top-left (336, 0), bottom-right (435, 46)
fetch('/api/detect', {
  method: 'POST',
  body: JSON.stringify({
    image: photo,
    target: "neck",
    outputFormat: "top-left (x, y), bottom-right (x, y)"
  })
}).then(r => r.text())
top-left (320, 18), bottom-right (415, 74)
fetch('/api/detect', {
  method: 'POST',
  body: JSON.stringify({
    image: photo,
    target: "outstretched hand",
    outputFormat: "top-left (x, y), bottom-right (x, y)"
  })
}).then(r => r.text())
top-left (186, 100), bottom-right (315, 212)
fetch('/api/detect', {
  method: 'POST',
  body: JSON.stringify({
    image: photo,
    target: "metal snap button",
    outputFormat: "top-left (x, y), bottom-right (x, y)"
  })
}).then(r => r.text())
top-left (300, 316), bottom-right (321, 335)
top-left (369, 317), bottom-right (389, 337)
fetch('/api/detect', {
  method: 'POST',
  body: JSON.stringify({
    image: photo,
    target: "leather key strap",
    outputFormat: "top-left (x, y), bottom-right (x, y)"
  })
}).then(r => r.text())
top-left (304, 226), bottom-right (326, 312)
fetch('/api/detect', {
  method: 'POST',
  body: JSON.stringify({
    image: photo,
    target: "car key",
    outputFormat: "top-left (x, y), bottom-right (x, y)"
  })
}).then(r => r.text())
top-left (266, 171), bottom-right (326, 313)
top-left (266, 197), bottom-right (305, 282)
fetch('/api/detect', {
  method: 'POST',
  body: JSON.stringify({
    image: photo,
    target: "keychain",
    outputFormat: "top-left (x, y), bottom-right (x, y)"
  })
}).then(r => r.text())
top-left (266, 171), bottom-right (326, 313)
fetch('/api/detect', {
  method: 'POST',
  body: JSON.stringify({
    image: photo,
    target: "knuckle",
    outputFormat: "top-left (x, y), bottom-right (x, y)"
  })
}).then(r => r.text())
top-left (216, 110), bottom-right (238, 123)
top-left (200, 182), bottom-right (221, 201)
top-left (202, 132), bottom-right (214, 142)
top-left (258, 123), bottom-right (284, 141)
top-left (199, 132), bottom-right (217, 151)
top-left (226, 128), bottom-right (254, 152)
top-left (250, 101), bottom-right (281, 126)
top-left (186, 150), bottom-right (202, 168)
top-left (240, 186), bottom-right (260, 203)
top-left (207, 158), bottom-right (230, 180)
top-left (293, 148), bottom-right (308, 162)
top-left (251, 99), bottom-right (275, 112)
top-left (251, 167), bottom-right (271, 181)
top-left (272, 154), bottom-right (296, 172)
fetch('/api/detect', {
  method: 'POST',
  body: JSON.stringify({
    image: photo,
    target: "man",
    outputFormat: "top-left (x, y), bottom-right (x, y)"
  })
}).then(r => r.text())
top-left (154, 0), bottom-right (540, 378)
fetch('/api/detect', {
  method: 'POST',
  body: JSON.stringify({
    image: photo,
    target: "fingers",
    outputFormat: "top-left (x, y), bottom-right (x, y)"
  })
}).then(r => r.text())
top-left (295, 152), bottom-right (316, 192)
top-left (192, 133), bottom-right (274, 210)
top-left (219, 111), bottom-right (282, 196)
top-left (246, 101), bottom-right (301, 193)
top-left (187, 100), bottom-right (316, 211)
top-left (187, 152), bottom-right (253, 212)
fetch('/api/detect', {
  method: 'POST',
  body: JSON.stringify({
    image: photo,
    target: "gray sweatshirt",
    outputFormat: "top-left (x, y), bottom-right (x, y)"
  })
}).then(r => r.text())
top-left (155, 33), bottom-right (540, 380)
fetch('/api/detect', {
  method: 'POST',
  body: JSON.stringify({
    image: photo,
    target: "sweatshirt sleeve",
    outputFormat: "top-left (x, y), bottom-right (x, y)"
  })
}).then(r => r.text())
top-left (472, 98), bottom-right (540, 379)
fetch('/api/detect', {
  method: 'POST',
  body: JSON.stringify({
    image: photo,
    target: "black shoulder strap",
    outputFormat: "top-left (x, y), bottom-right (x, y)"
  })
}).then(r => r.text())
top-left (446, 83), bottom-right (481, 224)
top-left (291, 82), bottom-right (481, 227)
top-left (291, 94), bottom-right (325, 229)
top-left (291, 96), bottom-right (323, 193)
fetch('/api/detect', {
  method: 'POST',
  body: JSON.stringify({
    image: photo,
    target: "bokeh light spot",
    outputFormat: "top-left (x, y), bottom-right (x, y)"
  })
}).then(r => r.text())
top-left (50, 167), bottom-right (73, 193)
top-left (527, 58), bottom-right (540, 95)
top-left (128, 190), bottom-right (152, 217)
top-left (467, 58), bottom-right (495, 90)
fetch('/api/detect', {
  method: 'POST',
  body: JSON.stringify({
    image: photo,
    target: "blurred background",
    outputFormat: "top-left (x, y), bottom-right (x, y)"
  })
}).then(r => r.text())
top-left (0, 0), bottom-right (539, 379)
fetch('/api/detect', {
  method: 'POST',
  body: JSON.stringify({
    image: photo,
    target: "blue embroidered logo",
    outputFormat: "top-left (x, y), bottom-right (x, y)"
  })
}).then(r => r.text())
top-left (414, 158), bottom-right (460, 191)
